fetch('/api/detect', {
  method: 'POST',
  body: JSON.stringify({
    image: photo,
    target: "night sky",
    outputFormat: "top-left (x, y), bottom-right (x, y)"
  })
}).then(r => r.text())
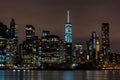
top-left (0, 0), bottom-right (120, 53)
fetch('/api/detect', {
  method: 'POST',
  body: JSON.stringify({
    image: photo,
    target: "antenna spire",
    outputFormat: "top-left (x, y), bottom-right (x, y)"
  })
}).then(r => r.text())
top-left (67, 10), bottom-right (70, 23)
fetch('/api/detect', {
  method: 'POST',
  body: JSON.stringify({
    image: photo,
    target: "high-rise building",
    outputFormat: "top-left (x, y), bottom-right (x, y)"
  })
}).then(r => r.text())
top-left (10, 19), bottom-right (15, 38)
top-left (101, 23), bottom-right (110, 64)
top-left (65, 11), bottom-right (72, 43)
top-left (101, 23), bottom-right (110, 51)
top-left (96, 35), bottom-right (100, 59)
top-left (41, 35), bottom-right (62, 68)
top-left (92, 32), bottom-right (100, 59)
top-left (86, 32), bottom-right (100, 62)
top-left (22, 25), bottom-right (38, 67)
top-left (74, 43), bottom-right (84, 64)
top-left (64, 11), bottom-right (72, 64)
top-left (92, 32), bottom-right (97, 50)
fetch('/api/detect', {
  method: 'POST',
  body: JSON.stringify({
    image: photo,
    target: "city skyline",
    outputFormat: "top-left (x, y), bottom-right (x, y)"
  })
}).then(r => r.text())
top-left (0, 18), bottom-right (119, 70)
top-left (0, 0), bottom-right (120, 53)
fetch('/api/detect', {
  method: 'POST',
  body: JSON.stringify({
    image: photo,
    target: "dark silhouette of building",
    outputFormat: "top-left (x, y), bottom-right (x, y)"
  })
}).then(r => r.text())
top-left (10, 19), bottom-right (15, 38)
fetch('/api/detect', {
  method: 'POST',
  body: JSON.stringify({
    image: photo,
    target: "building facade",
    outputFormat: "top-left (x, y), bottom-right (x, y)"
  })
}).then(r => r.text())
top-left (64, 11), bottom-right (72, 64)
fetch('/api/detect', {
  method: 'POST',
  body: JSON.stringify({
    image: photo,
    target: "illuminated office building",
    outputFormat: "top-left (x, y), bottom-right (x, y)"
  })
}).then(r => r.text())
top-left (86, 32), bottom-right (100, 62)
top-left (75, 43), bottom-right (83, 56)
top-left (0, 23), bottom-right (8, 68)
top-left (96, 36), bottom-right (100, 59)
top-left (5, 19), bottom-right (19, 67)
top-left (64, 11), bottom-right (72, 63)
top-left (101, 23), bottom-right (110, 52)
top-left (92, 32), bottom-right (96, 50)
top-left (0, 38), bottom-right (7, 68)
top-left (59, 39), bottom-right (66, 63)
top-left (86, 39), bottom-right (93, 62)
top-left (92, 32), bottom-right (100, 60)
top-left (101, 23), bottom-right (110, 64)
top-left (41, 35), bottom-right (61, 64)
top-left (74, 43), bottom-right (84, 64)
top-left (37, 39), bottom-right (42, 67)
top-left (22, 25), bottom-right (38, 67)
top-left (6, 39), bottom-right (17, 67)
top-left (65, 11), bottom-right (72, 43)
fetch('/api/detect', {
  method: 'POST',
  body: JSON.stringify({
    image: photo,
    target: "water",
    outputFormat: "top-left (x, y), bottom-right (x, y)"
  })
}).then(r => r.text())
top-left (0, 70), bottom-right (120, 80)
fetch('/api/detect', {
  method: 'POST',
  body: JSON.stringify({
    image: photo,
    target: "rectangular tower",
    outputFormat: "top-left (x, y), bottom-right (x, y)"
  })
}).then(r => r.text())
top-left (101, 23), bottom-right (110, 64)
top-left (65, 11), bottom-right (72, 43)
top-left (64, 11), bottom-right (72, 65)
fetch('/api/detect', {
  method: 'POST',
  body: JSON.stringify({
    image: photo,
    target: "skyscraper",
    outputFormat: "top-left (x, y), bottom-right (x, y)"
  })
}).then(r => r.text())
top-left (101, 23), bottom-right (110, 51)
top-left (92, 32), bottom-right (97, 50)
top-left (101, 23), bottom-right (110, 64)
top-left (92, 32), bottom-right (100, 59)
top-left (64, 11), bottom-right (72, 64)
top-left (22, 25), bottom-right (38, 67)
top-left (65, 11), bottom-right (72, 43)
top-left (10, 18), bottom-right (15, 38)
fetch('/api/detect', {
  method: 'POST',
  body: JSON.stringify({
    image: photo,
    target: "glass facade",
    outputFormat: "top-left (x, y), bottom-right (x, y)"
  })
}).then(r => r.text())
top-left (92, 32), bottom-right (96, 49)
top-left (65, 11), bottom-right (72, 43)
top-left (65, 25), bottom-right (72, 43)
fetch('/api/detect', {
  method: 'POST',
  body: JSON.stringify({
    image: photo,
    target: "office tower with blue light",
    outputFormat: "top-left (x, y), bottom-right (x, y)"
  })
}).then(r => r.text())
top-left (65, 11), bottom-right (72, 43)
top-left (64, 11), bottom-right (72, 64)
top-left (92, 32), bottom-right (97, 60)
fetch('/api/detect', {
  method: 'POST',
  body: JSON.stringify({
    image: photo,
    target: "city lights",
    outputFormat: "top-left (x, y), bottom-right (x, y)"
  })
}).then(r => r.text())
top-left (0, 12), bottom-right (119, 70)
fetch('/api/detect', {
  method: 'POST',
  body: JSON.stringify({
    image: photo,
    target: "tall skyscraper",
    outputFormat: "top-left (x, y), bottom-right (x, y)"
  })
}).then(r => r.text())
top-left (23, 25), bottom-right (38, 67)
top-left (10, 18), bottom-right (15, 38)
top-left (64, 11), bottom-right (72, 64)
top-left (101, 23), bottom-right (110, 51)
top-left (92, 32), bottom-right (97, 50)
top-left (92, 32), bottom-right (100, 59)
top-left (65, 11), bottom-right (72, 43)
top-left (101, 23), bottom-right (110, 64)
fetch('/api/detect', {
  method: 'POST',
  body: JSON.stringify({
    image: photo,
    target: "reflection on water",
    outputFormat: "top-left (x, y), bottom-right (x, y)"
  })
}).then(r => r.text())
top-left (0, 70), bottom-right (120, 80)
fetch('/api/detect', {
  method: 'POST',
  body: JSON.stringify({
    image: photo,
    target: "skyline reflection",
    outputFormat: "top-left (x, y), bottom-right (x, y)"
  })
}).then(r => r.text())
top-left (0, 70), bottom-right (120, 80)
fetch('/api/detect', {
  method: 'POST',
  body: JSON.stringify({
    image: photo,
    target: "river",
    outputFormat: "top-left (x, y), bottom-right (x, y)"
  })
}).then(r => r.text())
top-left (0, 70), bottom-right (120, 80)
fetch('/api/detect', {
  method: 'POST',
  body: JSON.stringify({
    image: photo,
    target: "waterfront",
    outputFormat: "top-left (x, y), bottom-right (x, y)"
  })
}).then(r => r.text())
top-left (0, 70), bottom-right (120, 80)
